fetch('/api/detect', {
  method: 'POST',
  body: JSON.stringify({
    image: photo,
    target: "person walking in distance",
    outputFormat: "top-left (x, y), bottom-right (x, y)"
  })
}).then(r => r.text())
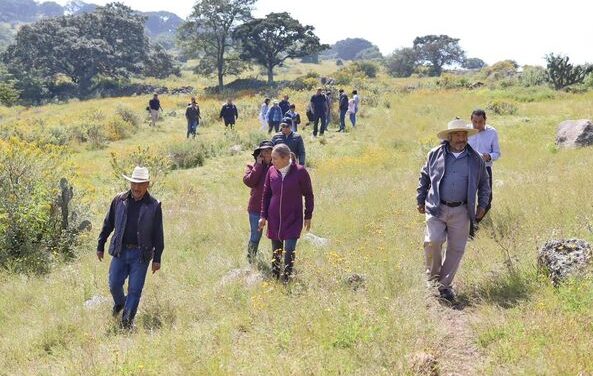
top-left (97, 166), bottom-right (164, 329)
top-left (148, 94), bottom-right (163, 127)
top-left (243, 141), bottom-right (274, 264)
top-left (417, 119), bottom-right (490, 303)
top-left (259, 98), bottom-right (271, 131)
top-left (258, 144), bottom-right (314, 282)
top-left (310, 88), bottom-right (327, 137)
top-left (266, 100), bottom-right (283, 134)
top-left (338, 89), bottom-right (348, 132)
top-left (185, 97), bottom-right (200, 139)
top-left (467, 109), bottom-right (500, 221)
top-left (220, 98), bottom-right (239, 130)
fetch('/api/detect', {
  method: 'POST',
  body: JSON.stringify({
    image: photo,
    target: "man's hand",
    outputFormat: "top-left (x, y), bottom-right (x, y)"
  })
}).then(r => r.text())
top-left (304, 219), bottom-right (311, 231)
top-left (258, 218), bottom-right (267, 232)
top-left (417, 204), bottom-right (426, 214)
top-left (152, 262), bottom-right (161, 274)
top-left (97, 251), bottom-right (104, 261)
top-left (482, 153), bottom-right (491, 162)
top-left (476, 207), bottom-right (486, 220)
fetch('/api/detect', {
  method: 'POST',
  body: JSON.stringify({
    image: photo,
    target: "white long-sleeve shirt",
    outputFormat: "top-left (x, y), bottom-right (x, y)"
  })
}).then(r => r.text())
top-left (467, 125), bottom-right (501, 168)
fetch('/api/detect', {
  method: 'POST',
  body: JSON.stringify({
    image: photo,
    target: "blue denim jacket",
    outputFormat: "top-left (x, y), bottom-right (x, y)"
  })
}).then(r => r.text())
top-left (417, 142), bottom-right (490, 223)
top-left (97, 191), bottom-right (164, 262)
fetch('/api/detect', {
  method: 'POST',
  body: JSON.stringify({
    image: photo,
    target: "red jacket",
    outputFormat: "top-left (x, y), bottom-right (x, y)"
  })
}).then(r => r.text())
top-left (261, 161), bottom-right (314, 240)
top-left (243, 162), bottom-right (270, 213)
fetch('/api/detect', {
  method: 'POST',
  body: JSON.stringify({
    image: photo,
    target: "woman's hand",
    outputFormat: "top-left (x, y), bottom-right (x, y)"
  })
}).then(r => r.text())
top-left (304, 219), bottom-right (311, 231)
top-left (258, 218), bottom-right (267, 232)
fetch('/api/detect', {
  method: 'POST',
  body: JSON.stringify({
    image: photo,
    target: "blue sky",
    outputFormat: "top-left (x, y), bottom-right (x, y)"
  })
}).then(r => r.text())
top-left (54, 0), bottom-right (593, 66)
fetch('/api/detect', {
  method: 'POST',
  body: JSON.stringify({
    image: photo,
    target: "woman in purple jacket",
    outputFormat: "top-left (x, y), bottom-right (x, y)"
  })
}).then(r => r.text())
top-left (243, 141), bottom-right (274, 263)
top-left (258, 144), bottom-right (314, 282)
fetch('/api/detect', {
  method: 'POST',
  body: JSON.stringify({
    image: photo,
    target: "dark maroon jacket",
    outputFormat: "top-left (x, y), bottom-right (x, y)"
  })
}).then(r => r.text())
top-left (261, 161), bottom-right (314, 240)
top-left (243, 162), bottom-right (271, 213)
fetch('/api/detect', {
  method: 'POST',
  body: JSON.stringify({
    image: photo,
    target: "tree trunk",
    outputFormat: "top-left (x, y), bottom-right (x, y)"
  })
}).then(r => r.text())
top-left (218, 71), bottom-right (224, 93)
top-left (267, 66), bottom-right (274, 84)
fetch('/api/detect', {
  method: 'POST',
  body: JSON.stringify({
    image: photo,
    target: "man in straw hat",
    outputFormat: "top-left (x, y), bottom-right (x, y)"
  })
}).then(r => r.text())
top-left (97, 166), bottom-right (164, 329)
top-left (416, 119), bottom-right (490, 303)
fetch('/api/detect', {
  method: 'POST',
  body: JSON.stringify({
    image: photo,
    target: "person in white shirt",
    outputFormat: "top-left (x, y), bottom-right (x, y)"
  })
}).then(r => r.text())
top-left (467, 109), bottom-right (501, 221)
top-left (259, 98), bottom-right (270, 131)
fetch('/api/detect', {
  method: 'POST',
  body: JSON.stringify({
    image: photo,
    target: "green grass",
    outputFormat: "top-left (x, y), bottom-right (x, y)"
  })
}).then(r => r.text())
top-left (2, 64), bottom-right (593, 374)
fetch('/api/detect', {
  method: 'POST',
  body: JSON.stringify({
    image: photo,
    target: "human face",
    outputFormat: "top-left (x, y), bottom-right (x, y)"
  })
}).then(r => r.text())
top-left (281, 124), bottom-right (291, 135)
top-left (471, 115), bottom-right (486, 131)
top-left (130, 181), bottom-right (149, 200)
top-left (272, 151), bottom-right (290, 169)
top-left (448, 131), bottom-right (468, 152)
top-left (260, 148), bottom-right (272, 164)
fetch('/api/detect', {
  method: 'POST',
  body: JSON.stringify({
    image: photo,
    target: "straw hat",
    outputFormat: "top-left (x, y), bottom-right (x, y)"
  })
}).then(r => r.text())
top-left (123, 166), bottom-right (150, 183)
top-left (437, 119), bottom-right (478, 140)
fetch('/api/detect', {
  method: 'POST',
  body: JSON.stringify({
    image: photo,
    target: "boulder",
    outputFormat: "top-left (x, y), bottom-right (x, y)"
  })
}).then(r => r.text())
top-left (556, 119), bottom-right (593, 148)
top-left (537, 239), bottom-right (592, 285)
top-left (229, 145), bottom-right (242, 155)
top-left (302, 232), bottom-right (329, 248)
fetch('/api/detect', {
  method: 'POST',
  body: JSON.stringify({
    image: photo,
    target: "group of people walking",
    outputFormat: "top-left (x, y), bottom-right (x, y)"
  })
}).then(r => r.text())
top-left (103, 97), bottom-right (498, 330)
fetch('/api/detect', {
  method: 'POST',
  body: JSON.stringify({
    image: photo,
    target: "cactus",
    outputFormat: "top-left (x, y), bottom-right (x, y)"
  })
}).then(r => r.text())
top-left (545, 53), bottom-right (593, 90)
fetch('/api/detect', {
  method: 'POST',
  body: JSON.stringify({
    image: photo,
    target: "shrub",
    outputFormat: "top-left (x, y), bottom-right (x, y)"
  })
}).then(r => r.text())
top-left (486, 100), bottom-right (518, 115)
top-left (115, 104), bottom-right (141, 128)
top-left (436, 74), bottom-right (470, 89)
top-left (0, 139), bottom-right (85, 274)
top-left (110, 146), bottom-right (171, 191)
top-left (167, 141), bottom-right (208, 169)
top-left (519, 65), bottom-right (547, 87)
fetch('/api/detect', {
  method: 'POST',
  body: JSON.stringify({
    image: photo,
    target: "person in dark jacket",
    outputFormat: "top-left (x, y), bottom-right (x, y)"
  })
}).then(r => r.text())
top-left (97, 166), bottom-right (164, 329)
top-left (338, 89), bottom-right (349, 132)
top-left (148, 94), bottom-right (163, 127)
top-left (185, 97), bottom-right (201, 139)
top-left (258, 144), bottom-right (314, 282)
top-left (243, 141), bottom-right (274, 263)
top-left (279, 95), bottom-right (291, 116)
top-left (272, 119), bottom-right (306, 165)
top-left (284, 104), bottom-right (301, 132)
top-left (220, 99), bottom-right (239, 129)
top-left (310, 88), bottom-right (327, 137)
top-left (266, 100), bottom-right (283, 134)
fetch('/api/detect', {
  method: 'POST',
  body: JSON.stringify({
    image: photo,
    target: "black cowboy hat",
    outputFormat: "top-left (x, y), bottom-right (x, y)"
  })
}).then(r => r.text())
top-left (252, 140), bottom-right (274, 158)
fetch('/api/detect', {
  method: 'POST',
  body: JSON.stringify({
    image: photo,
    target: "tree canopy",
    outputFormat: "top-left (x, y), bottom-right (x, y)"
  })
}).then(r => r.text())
top-left (178, 0), bottom-right (255, 92)
top-left (413, 34), bottom-right (465, 76)
top-left (233, 12), bottom-right (327, 83)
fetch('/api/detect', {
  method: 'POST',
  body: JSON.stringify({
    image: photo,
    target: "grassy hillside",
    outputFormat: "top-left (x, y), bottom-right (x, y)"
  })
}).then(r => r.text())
top-left (1, 63), bottom-right (593, 375)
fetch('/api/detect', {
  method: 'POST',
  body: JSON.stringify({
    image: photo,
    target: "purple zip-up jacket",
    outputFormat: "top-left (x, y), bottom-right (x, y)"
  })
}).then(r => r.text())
top-left (261, 161), bottom-right (314, 240)
top-left (243, 162), bottom-right (270, 213)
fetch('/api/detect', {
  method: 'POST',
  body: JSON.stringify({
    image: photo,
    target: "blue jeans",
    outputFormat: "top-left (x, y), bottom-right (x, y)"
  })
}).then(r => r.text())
top-left (339, 109), bottom-right (347, 130)
top-left (349, 113), bottom-right (356, 127)
top-left (313, 114), bottom-right (326, 136)
top-left (109, 247), bottom-right (149, 318)
top-left (249, 212), bottom-right (263, 244)
top-left (271, 238), bottom-right (298, 277)
top-left (187, 119), bottom-right (198, 138)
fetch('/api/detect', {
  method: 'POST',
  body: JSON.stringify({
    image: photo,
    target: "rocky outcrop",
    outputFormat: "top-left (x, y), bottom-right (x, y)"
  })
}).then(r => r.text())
top-left (556, 119), bottom-right (593, 148)
top-left (538, 239), bottom-right (592, 285)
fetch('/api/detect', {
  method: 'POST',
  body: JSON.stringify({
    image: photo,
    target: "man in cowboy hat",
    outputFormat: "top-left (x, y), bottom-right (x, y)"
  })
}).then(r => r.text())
top-left (97, 166), bottom-right (164, 329)
top-left (416, 119), bottom-right (490, 303)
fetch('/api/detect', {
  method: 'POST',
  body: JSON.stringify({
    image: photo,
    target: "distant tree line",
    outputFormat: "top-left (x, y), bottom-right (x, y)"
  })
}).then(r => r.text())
top-left (1, 3), bottom-right (179, 104)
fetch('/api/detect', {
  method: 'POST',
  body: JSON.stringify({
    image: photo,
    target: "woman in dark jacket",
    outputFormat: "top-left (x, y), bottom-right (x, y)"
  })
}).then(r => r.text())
top-left (243, 141), bottom-right (274, 263)
top-left (258, 144), bottom-right (314, 282)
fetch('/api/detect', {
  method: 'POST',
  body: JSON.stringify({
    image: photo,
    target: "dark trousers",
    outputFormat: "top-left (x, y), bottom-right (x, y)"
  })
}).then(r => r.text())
top-left (339, 109), bottom-right (347, 130)
top-left (271, 239), bottom-right (298, 278)
top-left (268, 121), bottom-right (280, 134)
top-left (224, 120), bottom-right (235, 129)
top-left (476, 166), bottom-right (493, 224)
top-left (313, 113), bottom-right (326, 136)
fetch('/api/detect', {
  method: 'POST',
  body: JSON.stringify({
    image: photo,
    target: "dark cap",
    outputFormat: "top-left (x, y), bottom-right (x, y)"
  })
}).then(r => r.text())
top-left (252, 140), bottom-right (274, 158)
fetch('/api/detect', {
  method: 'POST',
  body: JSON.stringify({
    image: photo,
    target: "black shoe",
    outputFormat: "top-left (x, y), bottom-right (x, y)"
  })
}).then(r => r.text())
top-left (439, 288), bottom-right (456, 303)
top-left (112, 303), bottom-right (124, 317)
top-left (121, 310), bottom-right (134, 330)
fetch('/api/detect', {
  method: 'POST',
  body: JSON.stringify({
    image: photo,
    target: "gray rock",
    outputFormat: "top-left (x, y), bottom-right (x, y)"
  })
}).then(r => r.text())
top-left (84, 295), bottom-right (108, 309)
top-left (167, 111), bottom-right (177, 117)
top-left (221, 268), bottom-right (263, 287)
top-left (538, 239), bottom-right (592, 285)
top-left (556, 119), bottom-right (593, 148)
top-left (229, 145), bottom-right (242, 155)
top-left (302, 232), bottom-right (329, 248)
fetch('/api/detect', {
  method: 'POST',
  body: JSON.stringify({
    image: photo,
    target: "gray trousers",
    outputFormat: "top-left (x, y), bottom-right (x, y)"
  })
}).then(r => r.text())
top-left (424, 204), bottom-right (470, 290)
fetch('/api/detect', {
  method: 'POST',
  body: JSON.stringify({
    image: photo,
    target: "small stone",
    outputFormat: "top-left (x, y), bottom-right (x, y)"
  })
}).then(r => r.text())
top-left (302, 232), bottom-right (329, 248)
top-left (229, 145), bottom-right (242, 155)
top-left (346, 273), bottom-right (366, 291)
top-left (84, 295), bottom-right (108, 310)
